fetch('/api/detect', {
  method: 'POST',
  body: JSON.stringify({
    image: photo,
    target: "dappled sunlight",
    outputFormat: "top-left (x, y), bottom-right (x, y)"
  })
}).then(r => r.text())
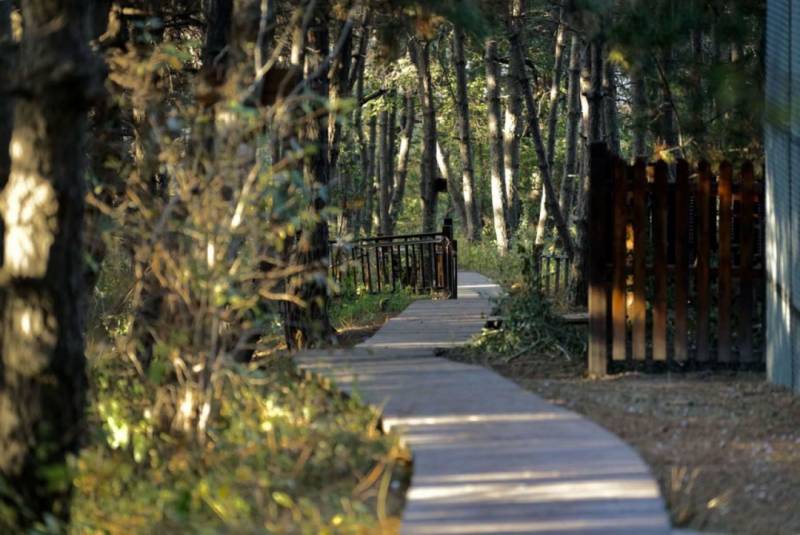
top-left (1, 135), bottom-right (58, 278)
top-left (2, 295), bottom-right (56, 376)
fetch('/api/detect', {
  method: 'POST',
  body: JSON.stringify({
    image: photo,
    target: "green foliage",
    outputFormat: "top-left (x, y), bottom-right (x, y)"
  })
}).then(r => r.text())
top-left (471, 287), bottom-right (586, 363)
top-left (330, 289), bottom-right (414, 330)
top-left (457, 236), bottom-right (529, 288)
top-left (70, 355), bottom-right (409, 534)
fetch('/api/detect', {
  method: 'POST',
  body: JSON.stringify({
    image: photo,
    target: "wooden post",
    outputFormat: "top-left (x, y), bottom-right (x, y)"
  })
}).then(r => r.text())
top-left (653, 161), bottom-right (669, 361)
top-left (718, 161), bottom-right (733, 363)
top-left (674, 160), bottom-right (690, 362)
top-left (632, 159), bottom-right (647, 361)
top-left (696, 161), bottom-right (712, 362)
top-left (611, 156), bottom-right (627, 361)
top-left (588, 143), bottom-right (610, 377)
top-left (739, 161), bottom-right (755, 362)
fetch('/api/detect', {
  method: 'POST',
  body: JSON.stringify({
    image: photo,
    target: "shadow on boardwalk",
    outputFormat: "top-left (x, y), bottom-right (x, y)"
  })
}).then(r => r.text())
top-left (297, 272), bottom-right (671, 534)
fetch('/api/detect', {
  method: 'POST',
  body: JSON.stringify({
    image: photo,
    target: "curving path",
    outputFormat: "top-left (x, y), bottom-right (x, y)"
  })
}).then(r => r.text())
top-left (296, 272), bottom-right (671, 534)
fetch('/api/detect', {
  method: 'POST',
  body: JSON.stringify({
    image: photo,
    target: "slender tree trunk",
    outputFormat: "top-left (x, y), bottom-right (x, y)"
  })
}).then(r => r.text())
top-left (559, 33), bottom-right (581, 219)
top-left (632, 67), bottom-right (648, 158)
top-left (363, 114), bottom-right (377, 235)
top-left (0, 0), bottom-right (96, 526)
top-left (436, 141), bottom-right (467, 227)
top-left (328, 17), bottom-right (352, 178)
top-left (0, 0), bottom-right (10, 187)
top-left (378, 101), bottom-right (391, 235)
top-left (659, 45), bottom-right (679, 152)
top-left (509, 20), bottom-right (573, 258)
top-left (570, 39), bottom-right (603, 305)
top-left (285, 0), bottom-right (334, 349)
top-left (503, 73), bottom-right (523, 235)
top-left (535, 10), bottom-right (567, 245)
top-left (603, 54), bottom-right (620, 154)
top-left (689, 29), bottom-right (705, 152)
top-left (411, 39), bottom-right (439, 233)
top-left (388, 92), bottom-right (414, 232)
top-left (352, 57), bottom-right (367, 236)
top-left (485, 38), bottom-right (509, 253)
top-left (452, 28), bottom-right (480, 241)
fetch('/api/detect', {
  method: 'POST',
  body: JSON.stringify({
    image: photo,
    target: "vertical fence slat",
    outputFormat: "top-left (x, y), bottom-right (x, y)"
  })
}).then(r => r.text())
top-left (739, 161), bottom-right (755, 362)
top-left (718, 161), bottom-right (733, 363)
top-left (696, 161), bottom-right (712, 362)
top-left (632, 159), bottom-right (647, 361)
top-left (653, 161), bottom-right (669, 361)
top-left (612, 157), bottom-right (628, 361)
top-left (675, 160), bottom-right (690, 362)
top-left (588, 143), bottom-right (610, 376)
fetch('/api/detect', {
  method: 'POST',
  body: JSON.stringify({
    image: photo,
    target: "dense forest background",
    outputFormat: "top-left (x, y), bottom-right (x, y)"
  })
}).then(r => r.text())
top-left (0, 0), bottom-right (764, 531)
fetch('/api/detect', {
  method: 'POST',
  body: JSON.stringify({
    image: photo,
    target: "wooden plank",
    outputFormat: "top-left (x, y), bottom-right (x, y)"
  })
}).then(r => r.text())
top-left (588, 143), bottom-right (610, 377)
top-left (653, 160), bottom-right (669, 361)
top-left (611, 157), bottom-right (628, 361)
top-left (739, 161), bottom-right (755, 362)
top-left (696, 161), bottom-right (712, 362)
top-left (718, 161), bottom-right (733, 363)
top-left (631, 159), bottom-right (647, 361)
top-left (674, 161), bottom-right (690, 362)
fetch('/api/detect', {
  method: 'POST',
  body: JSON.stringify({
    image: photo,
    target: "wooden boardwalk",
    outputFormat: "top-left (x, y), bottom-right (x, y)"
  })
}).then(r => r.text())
top-left (297, 272), bottom-right (671, 534)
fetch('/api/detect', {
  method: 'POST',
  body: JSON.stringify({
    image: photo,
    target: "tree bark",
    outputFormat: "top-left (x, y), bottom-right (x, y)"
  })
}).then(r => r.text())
top-left (570, 39), bottom-right (603, 305)
top-left (535, 9), bottom-right (567, 245)
top-left (410, 39), bottom-right (439, 233)
top-left (603, 53), bottom-right (620, 154)
top-left (284, 0), bottom-right (334, 349)
top-left (559, 33), bottom-right (581, 219)
top-left (363, 113), bottom-right (377, 235)
top-left (388, 92), bottom-right (414, 233)
top-left (485, 38), bottom-right (509, 253)
top-left (509, 22), bottom-right (573, 258)
top-left (436, 140), bottom-right (467, 227)
top-left (452, 28), bottom-right (480, 241)
top-left (631, 67), bottom-right (648, 158)
top-left (503, 68), bottom-right (523, 235)
top-left (0, 0), bottom-right (97, 526)
top-left (0, 0), bottom-right (11, 188)
top-left (378, 101), bottom-right (391, 234)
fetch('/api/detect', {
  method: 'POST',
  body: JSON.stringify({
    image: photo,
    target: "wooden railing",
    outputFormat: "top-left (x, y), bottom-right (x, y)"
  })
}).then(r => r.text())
top-left (329, 220), bottom-right (458, 299)
top-left (534, 252), bottom-right (572, 295)
top-left (587, 143), bottom-right (765, 375)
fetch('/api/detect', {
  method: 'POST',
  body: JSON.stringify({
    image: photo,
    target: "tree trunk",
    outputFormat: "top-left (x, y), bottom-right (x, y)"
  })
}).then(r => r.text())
top-left (559, 33), bottom-right (581, 219)
top-left (388, 92), bottom-right (415, 233)
top-left (411, 39), bottom-right (439, 233)
top-left (503, 69), bottom-right (523, 235)
top-left (485, 38), bottom-right (509, 253)
top-left (631, 67), bottom-right (648, 158)
top-left (0, 0), bottom-right (96, 526)
top-left (378, 101), bottom-right (391, 235)
top-left (452, 29), bottom-right (480, 241)
top-left (603, 54), bottom-right (620, 154)
top-left (509, 21), bottom-right (573, 258)
top-left (535, 10), bottom-right (567, 245)
top-left (659, 46), bottom-right (679, 152)
top-left (0, 0), bottom-right (10, 187)
top-left (284, 0), bottom-right (334, 349)
top-left (436, 141), bottom-right (467, 227)
top-left (570, 39), bottom-right (603, 305)
top-left (363, 113), bottom-right (377, 235)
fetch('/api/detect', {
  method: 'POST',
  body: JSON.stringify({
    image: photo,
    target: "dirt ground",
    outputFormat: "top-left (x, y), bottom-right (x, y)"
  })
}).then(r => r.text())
top-left (449, 349), bottom-right (800, 534)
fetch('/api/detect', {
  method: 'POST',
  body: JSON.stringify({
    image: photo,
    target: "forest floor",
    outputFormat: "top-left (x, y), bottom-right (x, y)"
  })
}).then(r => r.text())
top-left (447, 345), bottom-right (800, 534)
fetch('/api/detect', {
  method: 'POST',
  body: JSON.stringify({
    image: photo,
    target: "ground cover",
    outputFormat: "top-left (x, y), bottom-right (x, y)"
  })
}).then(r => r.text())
top-left (64, 285), bottom-right (413, 534)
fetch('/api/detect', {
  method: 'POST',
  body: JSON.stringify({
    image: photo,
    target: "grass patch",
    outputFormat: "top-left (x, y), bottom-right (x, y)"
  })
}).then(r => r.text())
top-left (67, 260), bottom-right (415, 534)
top-left (70, 352), bottom-right (411, 534)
